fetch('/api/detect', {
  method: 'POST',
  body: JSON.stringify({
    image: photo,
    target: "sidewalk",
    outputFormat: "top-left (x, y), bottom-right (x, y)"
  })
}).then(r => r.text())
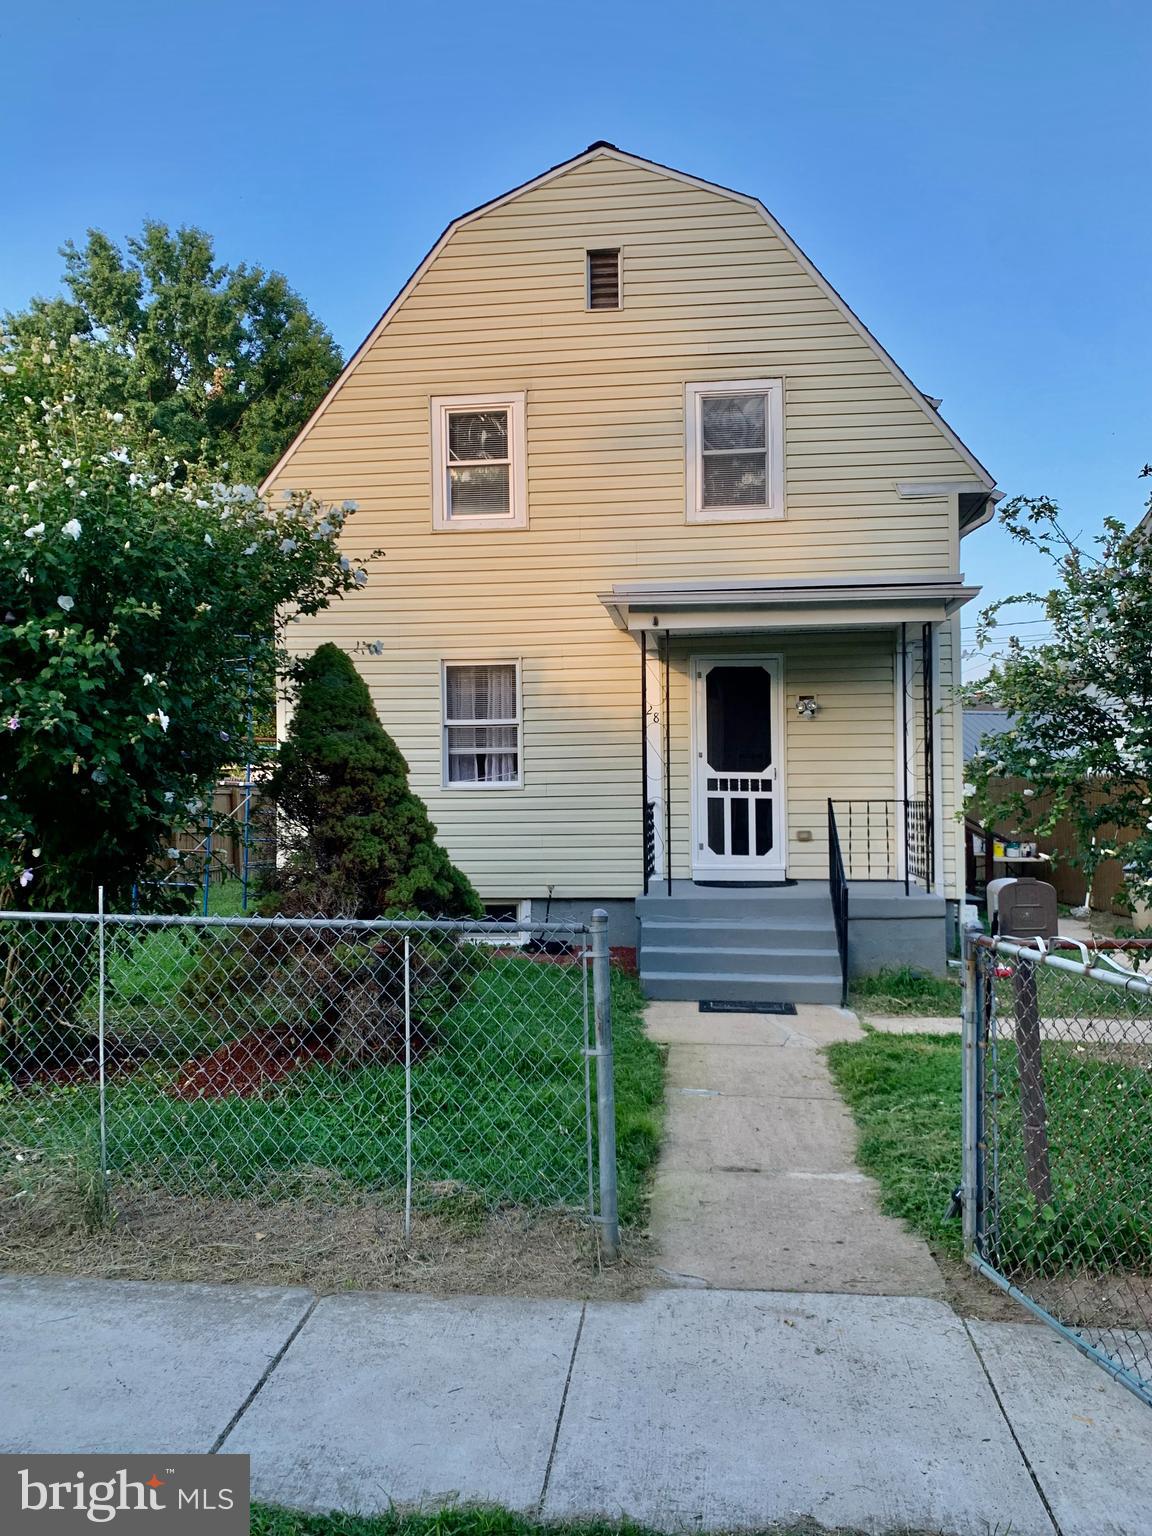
top-left (1, 1273), bottom-right (1150, 1534)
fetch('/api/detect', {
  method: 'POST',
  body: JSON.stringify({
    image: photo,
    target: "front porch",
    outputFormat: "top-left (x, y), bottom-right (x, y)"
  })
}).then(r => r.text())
top-left (600, 574), bottom-right (974, 1004)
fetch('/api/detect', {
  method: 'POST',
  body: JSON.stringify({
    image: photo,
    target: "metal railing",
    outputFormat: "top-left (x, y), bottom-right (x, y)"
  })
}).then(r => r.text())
top-left (0, 902), bottom-right (620, 1260)
top-left (962, 929), bottom-right (1152, 1407)
top-left (827, 800), bottom-right (849, 1007)
top-left (829, 798), bottom-right (931, 892)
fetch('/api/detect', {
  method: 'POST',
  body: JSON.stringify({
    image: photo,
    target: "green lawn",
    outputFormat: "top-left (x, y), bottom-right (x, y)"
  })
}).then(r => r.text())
top-left (250, 1507), bottom-right (893, 1536)
top-left (848, 966), bottom-right (962, 1017)
top-left (3, 944), bottom-right (664, 1227)
top-left (848, 959), bottom-right (1146, 1022)
top-left (826, 1030), bottom-right (1152, 1272)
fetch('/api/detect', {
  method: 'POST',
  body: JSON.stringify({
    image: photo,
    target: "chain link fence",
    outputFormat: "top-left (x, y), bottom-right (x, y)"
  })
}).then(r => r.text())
top-left (0, 905), bottom-right (619, 1256)
top-left (963, 931), bottom-right (1152, 1407)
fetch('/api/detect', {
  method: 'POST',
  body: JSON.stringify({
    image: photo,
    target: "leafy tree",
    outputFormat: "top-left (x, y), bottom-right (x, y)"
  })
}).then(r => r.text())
top-left (5, 222), bottom-right (342, 484)
top-left (265, 643), bottom-right (481, 918)
top-left (0, 329), bottom-right (371, 915)
top-left (963, 489), bottom-right (1152, 909)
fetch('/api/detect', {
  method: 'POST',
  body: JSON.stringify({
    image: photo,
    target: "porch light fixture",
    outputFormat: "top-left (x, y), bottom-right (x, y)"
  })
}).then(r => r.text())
top-left (796, 695), bottom-right (819, 720)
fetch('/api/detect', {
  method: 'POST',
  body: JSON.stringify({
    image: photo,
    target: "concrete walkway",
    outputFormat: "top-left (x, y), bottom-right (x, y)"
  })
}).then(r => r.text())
top-left (646, 1000), bottom-right (945, 1295)
top-left (2, 1274), bottom-right (1150, 1534)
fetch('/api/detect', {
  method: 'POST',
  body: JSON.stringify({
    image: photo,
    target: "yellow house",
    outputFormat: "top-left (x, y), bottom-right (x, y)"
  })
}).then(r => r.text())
top-left (264, 143), bottom-right (998, 1003)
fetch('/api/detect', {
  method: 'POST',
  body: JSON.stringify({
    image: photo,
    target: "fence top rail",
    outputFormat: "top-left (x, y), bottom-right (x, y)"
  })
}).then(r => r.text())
top-left (969, 929), bottom-right (1152, 996)
top-left (0, 909), bottom-right (592, 937)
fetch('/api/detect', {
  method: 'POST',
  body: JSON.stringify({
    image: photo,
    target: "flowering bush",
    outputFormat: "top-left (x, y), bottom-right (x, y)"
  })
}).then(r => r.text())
top-left (964, 492), bottom-right (1152, 910)
top-left (0, 330), bottom-right (374, 912)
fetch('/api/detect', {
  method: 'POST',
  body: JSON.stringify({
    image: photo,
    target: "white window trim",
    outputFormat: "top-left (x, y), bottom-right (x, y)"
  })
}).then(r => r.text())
top-left (466, 899), bottom-right (533, 947)
top-left (441, 658), bottom-right (523, 790)
top-left (431, 392), bottom-right (527, 531)
top-left (685, 379), bottom-right (785, 523)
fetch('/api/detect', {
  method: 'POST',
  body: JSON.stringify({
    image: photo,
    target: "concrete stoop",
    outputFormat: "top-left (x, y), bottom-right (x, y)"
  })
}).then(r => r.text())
top-left (638, 884), bottom-right (844, 1005)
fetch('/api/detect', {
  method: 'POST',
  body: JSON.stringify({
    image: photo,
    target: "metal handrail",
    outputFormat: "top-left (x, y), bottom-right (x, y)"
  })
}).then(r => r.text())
top-left (827, 799), bottom-right (849, 1006)
top-left (828, 797), bottom-right (931, 892)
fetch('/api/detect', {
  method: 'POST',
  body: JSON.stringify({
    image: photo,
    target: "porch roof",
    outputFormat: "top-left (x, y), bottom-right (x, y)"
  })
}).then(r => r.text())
top-left (598, 573), bottom-right (980, 633)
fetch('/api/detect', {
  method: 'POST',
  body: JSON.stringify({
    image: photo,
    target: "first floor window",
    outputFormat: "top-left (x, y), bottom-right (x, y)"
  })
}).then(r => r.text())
top-left (443, 662), bottom-right (521, 786)
top-left (431, 393), bottom-right (527, 530)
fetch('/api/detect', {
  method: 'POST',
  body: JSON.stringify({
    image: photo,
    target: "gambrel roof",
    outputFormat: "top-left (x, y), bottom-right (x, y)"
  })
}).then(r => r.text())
top-left (263, 142), bottom-right (997, 504)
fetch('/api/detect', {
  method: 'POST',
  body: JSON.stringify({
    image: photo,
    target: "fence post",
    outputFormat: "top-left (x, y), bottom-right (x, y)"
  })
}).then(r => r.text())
top-left (961, 926), bottom-right (980, 1256)
top-left (96, 885), bottom-right (109, 1194)
top-left (403, 934), bottom-right (413, 1241)
top-left (590, 909), bottom-right (620, 1261)
top-left (1013, 955), bottom-right (1054, 1208)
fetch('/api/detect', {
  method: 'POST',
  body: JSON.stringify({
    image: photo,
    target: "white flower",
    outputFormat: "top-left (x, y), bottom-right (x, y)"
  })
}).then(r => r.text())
top-left (341, 500), bottom-right (358, 512)
top-left (311, 521), bottom-right (333, 539)
top-left (148, 710), bottom-right (170, 732)
top-left (242, 542), bottom-right (258, 556)
top-left (279, 537), bottom-right (297, 554)
top-left (61, 518), bottom-right (81, 540)
top-left (163, 791), bottom-right (175, 804)
top-left (18, 868), bottom-right (33, 888)
top-left (353, 569), bottom-right (368, 587)
top-left (25, 481), bottom-right (41, 495)
top-left (23, 522), bottom-right (45, 538)
top-left (339, 556), bottom-right (351, 573)
top-left (142, 672), bottom-right (155, 685)
top-left (56, 595), bottom-right (74, 612)
top-left (106, 446), bottom-right (130, 464)
top-left (0, 364), bottom-right (15, 375)
top-left (204, 533), bottom-right (214, 547)
top-left (111, 411), bottom-right (124, 424)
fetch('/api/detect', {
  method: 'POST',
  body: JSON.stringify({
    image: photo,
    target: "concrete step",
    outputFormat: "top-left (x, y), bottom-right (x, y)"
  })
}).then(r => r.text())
top-left (637, 893), bottom-right (833, 923)
top-left (640, 944), bottom-right (842, 979)
top-left (640, 971), bottom-right (845, 1005)
top-left (640, 918), bottom-right (836, 948)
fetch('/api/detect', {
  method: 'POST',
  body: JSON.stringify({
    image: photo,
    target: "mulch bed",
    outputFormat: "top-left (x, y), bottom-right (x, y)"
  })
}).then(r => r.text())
top-left (169, 1028), bottom-right (336, 1100)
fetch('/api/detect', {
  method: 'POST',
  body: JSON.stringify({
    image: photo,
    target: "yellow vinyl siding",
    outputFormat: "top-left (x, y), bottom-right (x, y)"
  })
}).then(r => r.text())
top-left (268, 153), bottom-right (977, 900)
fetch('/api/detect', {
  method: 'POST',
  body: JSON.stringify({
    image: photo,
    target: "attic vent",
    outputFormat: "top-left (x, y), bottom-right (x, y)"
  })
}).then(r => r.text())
top-left (587, 248), bottom-right (621, 309)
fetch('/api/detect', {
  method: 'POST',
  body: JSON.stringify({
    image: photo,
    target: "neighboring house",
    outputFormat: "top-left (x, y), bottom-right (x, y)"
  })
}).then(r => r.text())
top-left (962, 708), bottom-right (1014, 765)
top-left (264, 143), bottom-right (999, 1002)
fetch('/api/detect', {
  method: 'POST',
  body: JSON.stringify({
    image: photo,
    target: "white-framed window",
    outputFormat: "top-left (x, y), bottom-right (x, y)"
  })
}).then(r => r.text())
top-left (685, 379), bottom-right (785, 523)
top-left (431, 392), bottom-right (527, 530)
top-left (442, 660), bottom-right (522, 788)
top-left (465, 900), bottom-right (533, 947)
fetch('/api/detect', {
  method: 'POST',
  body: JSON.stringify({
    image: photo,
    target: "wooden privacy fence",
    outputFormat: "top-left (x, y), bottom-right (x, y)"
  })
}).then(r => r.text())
top-left (968, 776), bottom-right (1145, 917)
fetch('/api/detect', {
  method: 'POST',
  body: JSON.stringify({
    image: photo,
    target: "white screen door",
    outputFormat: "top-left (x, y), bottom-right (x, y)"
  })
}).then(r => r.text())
top-left (692, 657), bottom-right (784, 878)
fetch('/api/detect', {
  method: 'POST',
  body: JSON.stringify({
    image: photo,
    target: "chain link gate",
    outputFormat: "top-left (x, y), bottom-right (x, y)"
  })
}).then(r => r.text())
top-left (0, 903), bottom-right (619, 1258)
top-left (962, 929), bottom-right (1152, 1407)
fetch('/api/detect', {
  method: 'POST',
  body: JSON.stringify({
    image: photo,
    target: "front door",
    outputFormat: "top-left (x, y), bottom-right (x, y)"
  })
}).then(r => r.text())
top-left (692, 657), bottom-right (784, 879)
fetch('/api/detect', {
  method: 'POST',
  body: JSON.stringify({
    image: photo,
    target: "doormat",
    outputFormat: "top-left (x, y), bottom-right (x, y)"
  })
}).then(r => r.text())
top-left (699, 1000), bottom-right (797, 1015)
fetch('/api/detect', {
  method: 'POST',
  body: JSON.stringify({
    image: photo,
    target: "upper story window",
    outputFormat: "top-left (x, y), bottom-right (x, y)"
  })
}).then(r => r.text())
top-left (586, 248), bottom-right (621, 309)
top-left (685, 379), bottom-right (784, 523)
top-left (431, 392), bottom-right (527, 531)
top-left (442, 661), bottom-right (521, 788)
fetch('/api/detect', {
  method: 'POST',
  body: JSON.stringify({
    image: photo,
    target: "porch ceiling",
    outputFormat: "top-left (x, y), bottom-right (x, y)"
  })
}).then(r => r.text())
top-left (598, 573), bottom-right (980, 633)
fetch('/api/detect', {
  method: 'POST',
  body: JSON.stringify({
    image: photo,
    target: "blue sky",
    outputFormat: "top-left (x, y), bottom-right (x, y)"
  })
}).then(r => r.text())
top-left (2, 1), bottom-right (1148, 676)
